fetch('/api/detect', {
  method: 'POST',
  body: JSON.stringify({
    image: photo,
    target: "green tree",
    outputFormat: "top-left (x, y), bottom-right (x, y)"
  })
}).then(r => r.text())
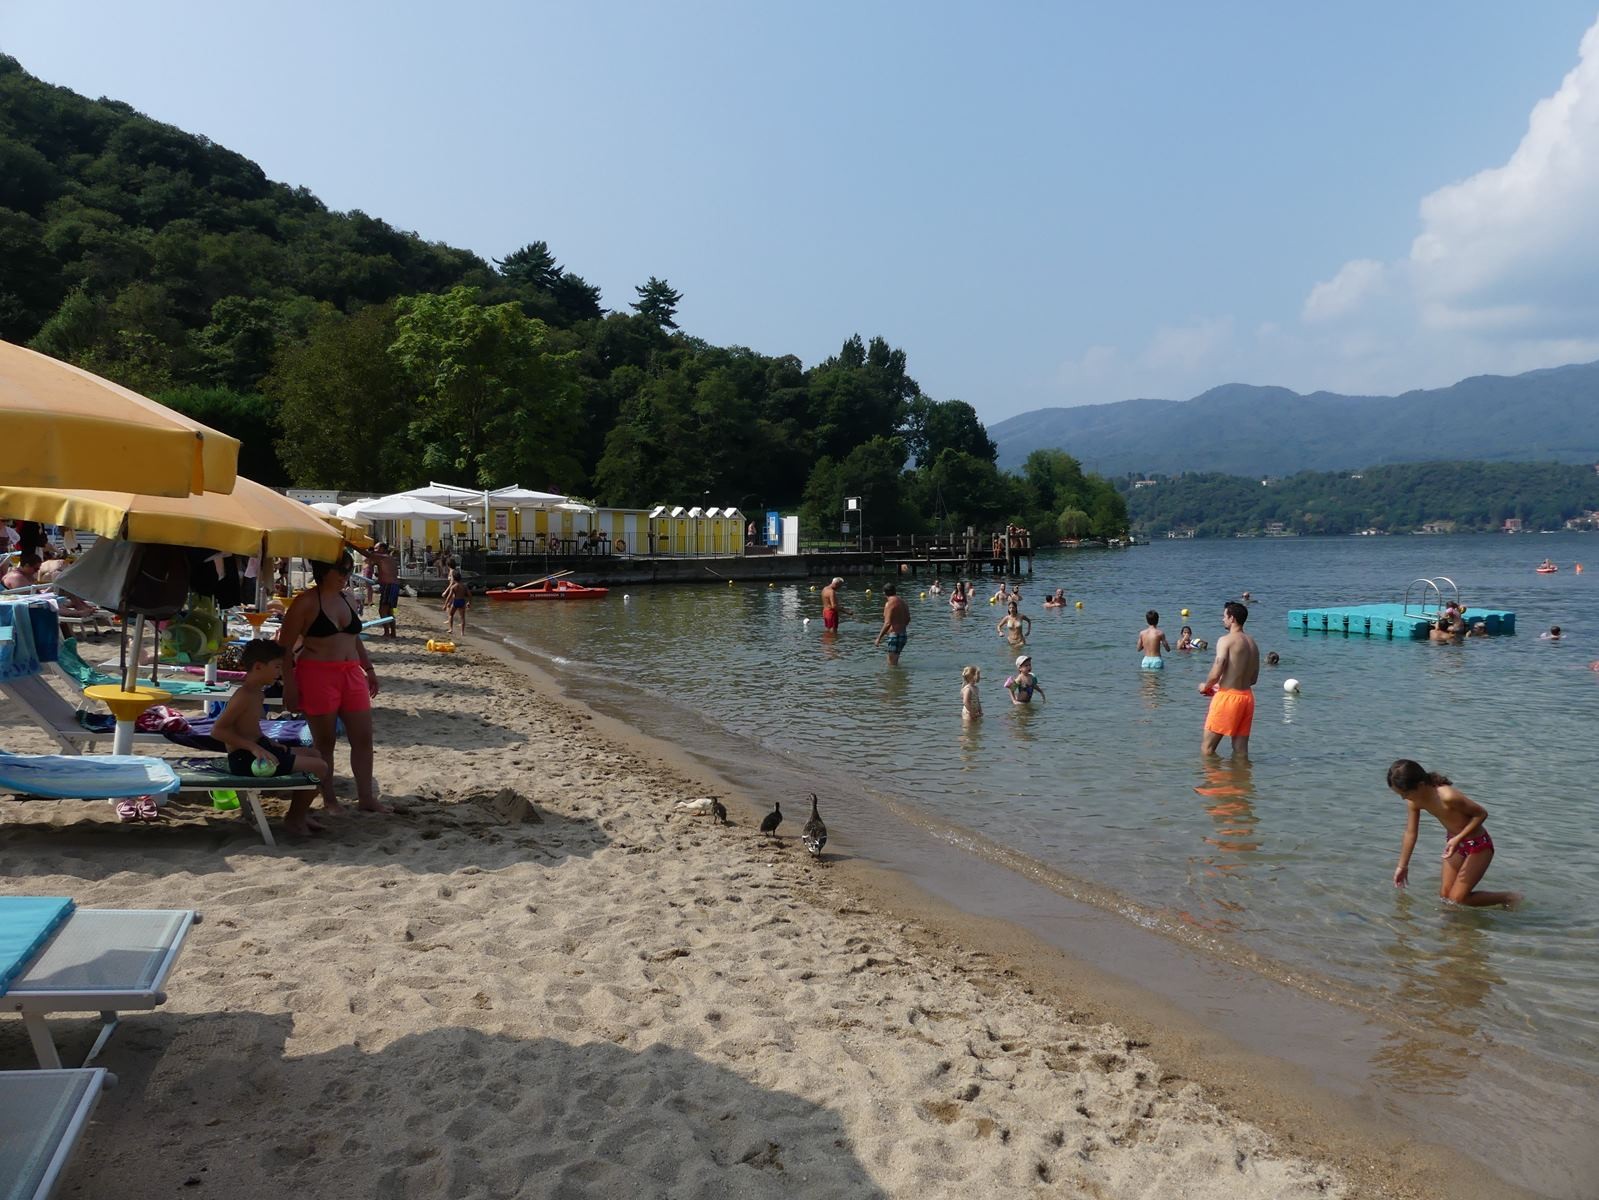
top-left (389, 286), bottom-right (582, 487)
top-left (632, 276), bottom-right (683, 329)
top-left (903, 397), bottom-right (996, 465)
top-left (267, 304), bottom-right (417, 492)
top-left (158, 386), bottom-right (286, 483)
top-left (1059, 508), bottom-right (1091, 538)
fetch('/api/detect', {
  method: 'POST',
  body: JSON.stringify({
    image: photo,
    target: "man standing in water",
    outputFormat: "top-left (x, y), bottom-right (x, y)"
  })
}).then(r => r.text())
top-left (821, 576), bottom-right (850, 633)
top-left (369, 542), bottom-right (400, 639)
top-left (1137, 609), bottom-right (1171, 670)
top-left (1199, 600), bottom-right (1259, 757)
top-left (873, 583), bottom-right (911, 665)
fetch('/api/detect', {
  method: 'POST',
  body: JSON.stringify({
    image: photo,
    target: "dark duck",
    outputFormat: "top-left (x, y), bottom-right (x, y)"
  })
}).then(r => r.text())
top-left (759, 802), bottom-right (782, 839)
top-left (801, 793), bottom-right (827, 859)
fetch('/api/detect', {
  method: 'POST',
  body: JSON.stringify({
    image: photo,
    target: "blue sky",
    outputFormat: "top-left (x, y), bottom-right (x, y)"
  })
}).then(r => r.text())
top-left (5, 2), bottom-right (1599, 421)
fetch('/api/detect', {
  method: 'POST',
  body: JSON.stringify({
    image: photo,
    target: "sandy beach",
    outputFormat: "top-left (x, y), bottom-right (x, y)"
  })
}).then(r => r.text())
top-left (1, 620), bottom-right (1510, 1199)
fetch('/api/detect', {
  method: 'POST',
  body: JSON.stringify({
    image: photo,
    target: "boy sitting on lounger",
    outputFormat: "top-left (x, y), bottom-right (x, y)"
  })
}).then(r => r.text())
top-left (212, 640), bottom-right (331, 836)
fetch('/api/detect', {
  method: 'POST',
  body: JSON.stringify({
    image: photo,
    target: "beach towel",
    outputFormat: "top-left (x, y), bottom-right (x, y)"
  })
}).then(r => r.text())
top-left (0, 752), bottom-right (180, 800)
top-left (0, 896), bottom-right (75, 996)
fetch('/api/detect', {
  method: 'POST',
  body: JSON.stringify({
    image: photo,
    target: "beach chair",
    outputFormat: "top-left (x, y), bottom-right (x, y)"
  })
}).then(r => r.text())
top-left (0, 747), bottom-right (314, 848)
top-left (0, 675), bottom-right (166, 755)
top-left (0, 1067), bottom-right (109, 1200)
top-left (54, 640), bottom-right (233, 701)
top-left (1, 896), bottom-right (198, 1070)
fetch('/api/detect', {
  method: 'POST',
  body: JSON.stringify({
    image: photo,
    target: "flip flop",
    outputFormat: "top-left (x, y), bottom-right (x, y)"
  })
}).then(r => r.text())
top-left (116, 800), bottom-right (140, 822)
top-left (136, 796), bottom-right (160, 822)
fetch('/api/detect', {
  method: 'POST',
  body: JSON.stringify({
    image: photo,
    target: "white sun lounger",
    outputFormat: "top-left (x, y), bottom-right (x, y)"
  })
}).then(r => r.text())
top-left (0, 1067), bottom-right (109, 1200)
top-left (2, 908), bottom-right (199, 1070)
top-left (0, 675), bottom-right (166, 755)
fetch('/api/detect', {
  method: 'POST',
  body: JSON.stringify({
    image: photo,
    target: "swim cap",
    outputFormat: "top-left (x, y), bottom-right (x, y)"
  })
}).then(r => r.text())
top-left (1015, 655), bottom-right (1031, 668)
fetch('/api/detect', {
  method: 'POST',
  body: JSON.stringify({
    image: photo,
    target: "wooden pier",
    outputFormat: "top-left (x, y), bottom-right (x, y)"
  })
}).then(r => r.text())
top-left (868, 532), bottom-right (1034, 577)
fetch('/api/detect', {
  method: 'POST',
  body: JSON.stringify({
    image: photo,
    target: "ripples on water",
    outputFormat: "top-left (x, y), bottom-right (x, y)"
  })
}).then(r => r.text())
top-left (486, 535), bottom-right (1599, 1079)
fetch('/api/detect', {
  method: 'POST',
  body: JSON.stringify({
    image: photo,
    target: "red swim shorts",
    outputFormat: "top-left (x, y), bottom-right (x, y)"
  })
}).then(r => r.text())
top-left (294, 658), bottom-right (371, 717)
top-left (1204, 688), bottom-right (1255, 737)
top-left (823, 609), bottom-right (839, 631)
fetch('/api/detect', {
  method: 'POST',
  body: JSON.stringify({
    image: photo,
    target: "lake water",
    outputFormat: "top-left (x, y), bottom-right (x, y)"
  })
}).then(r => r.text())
top-left (480, 533), bottom-right (1599, 1100)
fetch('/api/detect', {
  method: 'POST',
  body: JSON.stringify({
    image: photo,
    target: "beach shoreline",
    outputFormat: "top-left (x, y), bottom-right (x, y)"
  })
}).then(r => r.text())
top-left (474, 628), bottom-right (1557, 1200)
top-left (0, 620), bottom-right (1545, 1198)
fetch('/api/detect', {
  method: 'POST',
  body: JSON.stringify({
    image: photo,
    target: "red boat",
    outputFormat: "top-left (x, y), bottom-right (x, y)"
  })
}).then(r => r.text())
top-left (485, 580), bottom-right (610, 600)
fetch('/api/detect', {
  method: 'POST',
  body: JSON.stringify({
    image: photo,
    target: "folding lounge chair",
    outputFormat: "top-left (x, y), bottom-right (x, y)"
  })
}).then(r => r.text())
top-left (0, 748), bottom-right (313, 848)
top-left (166, 759), bottom-right (318, 848)
top-left (0, 1067), bottom-right (109, 1200)
top-left (54, 640), bottom-right (232, 701)
top-left (1, 897), bottom-right (198, 1071)
top-left (0, 675), bottom-right (167, 755)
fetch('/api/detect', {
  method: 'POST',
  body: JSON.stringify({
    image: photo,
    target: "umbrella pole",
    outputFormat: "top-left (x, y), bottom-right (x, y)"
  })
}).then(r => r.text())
top-left (124, 614), bottom-right (145, 693)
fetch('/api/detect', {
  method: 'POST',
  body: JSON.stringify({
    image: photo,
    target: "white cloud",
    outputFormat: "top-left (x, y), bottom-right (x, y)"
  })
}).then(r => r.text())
top-left (1308, 15), bottom-right (1599, 341)
top-left (1409, 18), bottom-right (1599, 335)
top-left (1302, 259), bottom-right (1387, 323)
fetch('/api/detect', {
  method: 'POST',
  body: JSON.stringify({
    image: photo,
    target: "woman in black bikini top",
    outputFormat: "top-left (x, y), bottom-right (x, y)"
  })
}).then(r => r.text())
top-left (305, 593), bottom-right (363, 638)
top-left (277, 553), bottom-right (388, 815)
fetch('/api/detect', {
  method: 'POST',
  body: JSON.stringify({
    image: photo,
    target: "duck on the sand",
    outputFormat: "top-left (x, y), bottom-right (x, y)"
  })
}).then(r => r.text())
top-left (760, 802), bottom-right (782, 838)
top-left (801, 793), bottom-right (827, 859)
top-left (711, 799), bottom-right (728, 825)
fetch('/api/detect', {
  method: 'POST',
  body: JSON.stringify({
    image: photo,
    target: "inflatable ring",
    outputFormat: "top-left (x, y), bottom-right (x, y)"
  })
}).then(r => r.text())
top-left (614, 539), bottom-right (626, 553)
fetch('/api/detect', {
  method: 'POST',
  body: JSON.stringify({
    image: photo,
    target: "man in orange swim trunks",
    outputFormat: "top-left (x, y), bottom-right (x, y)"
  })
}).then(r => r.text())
top-left (1199, 600), bottom-right (1260, 758)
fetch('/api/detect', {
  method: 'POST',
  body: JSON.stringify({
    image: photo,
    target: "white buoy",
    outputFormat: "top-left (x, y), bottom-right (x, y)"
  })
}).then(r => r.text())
top-left (1283, 678), bottom-right (1301, 693)
top-left (623, 594), bottom-right (631, 601)
top-left (803, 617), bottom-right (810, 624)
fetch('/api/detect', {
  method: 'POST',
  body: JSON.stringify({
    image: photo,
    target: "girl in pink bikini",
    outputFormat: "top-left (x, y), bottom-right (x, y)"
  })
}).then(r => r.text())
top-left (1387, 760), bottom-right (1519, 907)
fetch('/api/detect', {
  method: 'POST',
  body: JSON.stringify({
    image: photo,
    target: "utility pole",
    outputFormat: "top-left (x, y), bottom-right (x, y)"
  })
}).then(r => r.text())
top-left (845, 496), bottom-right (862, 551)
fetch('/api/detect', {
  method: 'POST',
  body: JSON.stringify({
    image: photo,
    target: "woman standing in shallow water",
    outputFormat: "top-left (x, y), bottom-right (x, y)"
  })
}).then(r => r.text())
top-left (1387, 759), bottom-right (1518, 907)
top-left (279, 553), bottom-right (390, 814)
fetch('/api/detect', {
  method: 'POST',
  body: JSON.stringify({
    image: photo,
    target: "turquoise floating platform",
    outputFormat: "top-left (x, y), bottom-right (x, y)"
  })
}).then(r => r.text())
top-left (1287, 603), bottom-right (1516, 639)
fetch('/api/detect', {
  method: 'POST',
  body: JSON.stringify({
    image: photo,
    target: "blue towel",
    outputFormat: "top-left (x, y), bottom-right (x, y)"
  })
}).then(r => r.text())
top-left (0, 752), bottom-right (181, 799)
top-left (0, 896), bottom-right (74, 996)
top-left (0, 600), bottom-right (41, 682)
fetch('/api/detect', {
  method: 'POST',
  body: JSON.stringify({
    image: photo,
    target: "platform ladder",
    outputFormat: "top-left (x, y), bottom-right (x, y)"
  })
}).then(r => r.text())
top-left (1402, 576), bottom-right (1460, 621)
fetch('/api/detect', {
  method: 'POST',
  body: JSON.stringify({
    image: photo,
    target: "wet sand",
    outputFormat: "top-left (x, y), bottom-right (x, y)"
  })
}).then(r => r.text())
top-left (0, 622), bottom-right (1543, 1198)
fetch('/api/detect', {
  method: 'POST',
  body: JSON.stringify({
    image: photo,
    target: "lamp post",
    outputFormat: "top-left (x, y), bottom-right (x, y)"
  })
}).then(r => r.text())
top-left (845, 496), bottom-right (862, 551)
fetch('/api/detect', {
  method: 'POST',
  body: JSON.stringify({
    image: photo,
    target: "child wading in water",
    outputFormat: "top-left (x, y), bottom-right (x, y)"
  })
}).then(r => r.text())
top-left (961, 665), bottom-right (983, 721)
top-left (1387, 759), bottom-right (1520, 907)
top-left (211, 640), bottom-right (332, 837)
top-left (442, 570), bottom-right (470, 635)
top-left (1005, 654), bottom-right (1045, 705)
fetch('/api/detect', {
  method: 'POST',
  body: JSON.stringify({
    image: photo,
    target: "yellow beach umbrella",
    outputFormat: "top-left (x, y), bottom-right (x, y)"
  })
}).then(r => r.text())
top-left (0, 477), bottom-right (345, 560)
top-left (0, 339), bottom-right (240, 497)
top-left (320, 513), bottom-right (375, 550)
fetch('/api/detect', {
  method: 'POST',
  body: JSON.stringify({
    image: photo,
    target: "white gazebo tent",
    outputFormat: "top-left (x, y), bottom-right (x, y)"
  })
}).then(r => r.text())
top-left (396, 483), bottom-right (568, 548)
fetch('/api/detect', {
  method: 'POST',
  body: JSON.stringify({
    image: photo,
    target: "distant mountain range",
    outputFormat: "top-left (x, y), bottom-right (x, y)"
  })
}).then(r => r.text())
top-left (989, 361), bottom-right (1599, 477)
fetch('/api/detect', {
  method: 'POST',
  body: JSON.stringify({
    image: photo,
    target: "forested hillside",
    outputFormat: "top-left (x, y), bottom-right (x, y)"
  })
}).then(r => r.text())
top-left (1125, 462), bottom-right (1599, 537)
top-left (0, 55), bottom-right (1126, 540)
top-left (991, 366), bottom-right (1599, 477)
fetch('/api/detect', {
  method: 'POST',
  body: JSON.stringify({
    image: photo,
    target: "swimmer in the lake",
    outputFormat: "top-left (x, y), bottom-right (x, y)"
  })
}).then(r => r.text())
top-left (1540, 625), bottom-right (1562, 640)
top-left (1387, 759), bottom-right (1519, 908)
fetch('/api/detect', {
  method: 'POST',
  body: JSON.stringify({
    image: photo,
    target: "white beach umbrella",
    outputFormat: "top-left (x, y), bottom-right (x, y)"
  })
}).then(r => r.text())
top-left (343, 495), bottom-right (470, 521)
top-left (307, 501), bottom-right (342, 515)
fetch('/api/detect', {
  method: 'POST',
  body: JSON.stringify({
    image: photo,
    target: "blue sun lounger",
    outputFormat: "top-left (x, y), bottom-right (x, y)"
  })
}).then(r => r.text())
top-left (0, 1067), bottom-right (109, 1200)
top-left (1, 897), bottom-right (199, 1071)
top-left (0, 750), bottom-right (314, 848)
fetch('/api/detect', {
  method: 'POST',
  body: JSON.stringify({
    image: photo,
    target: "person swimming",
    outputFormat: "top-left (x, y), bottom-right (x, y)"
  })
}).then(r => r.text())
top-left (1043, 588), bottom-right (1067, 608)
